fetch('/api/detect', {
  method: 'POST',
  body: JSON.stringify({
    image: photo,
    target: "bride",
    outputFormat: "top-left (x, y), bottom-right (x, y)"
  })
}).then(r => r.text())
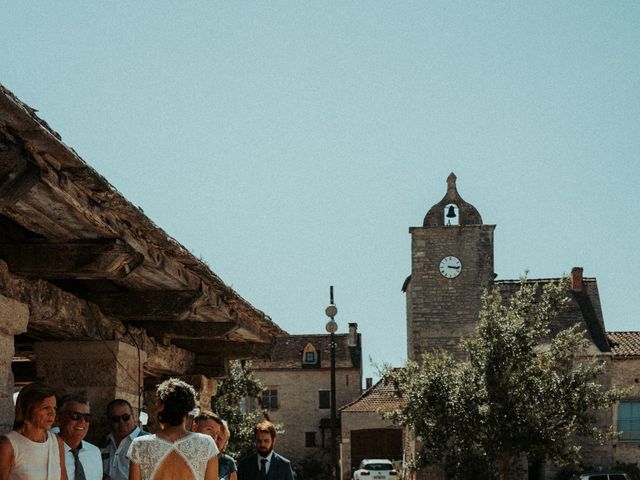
top-left (128, 379), bottom-right (218, 480)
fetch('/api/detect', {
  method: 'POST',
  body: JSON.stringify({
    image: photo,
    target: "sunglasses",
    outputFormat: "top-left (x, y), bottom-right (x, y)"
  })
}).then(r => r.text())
top-left (110, 413), bottom-right (131, 424)
top-left (65, 411), bottom-right (92, 422)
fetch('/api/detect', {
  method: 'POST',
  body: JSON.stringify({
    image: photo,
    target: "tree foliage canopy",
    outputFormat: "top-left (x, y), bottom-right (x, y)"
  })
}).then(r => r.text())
top-left (382, 278), bottom-right (625, 479)
top-left (211, 360), bottom-right (266, 460)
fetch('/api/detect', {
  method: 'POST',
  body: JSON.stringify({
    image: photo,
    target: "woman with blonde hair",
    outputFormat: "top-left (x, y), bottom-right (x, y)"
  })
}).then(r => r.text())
top-left (0, 382), bottom-right (67, 480)
top-left (216, 420), bottom-right (237, 480)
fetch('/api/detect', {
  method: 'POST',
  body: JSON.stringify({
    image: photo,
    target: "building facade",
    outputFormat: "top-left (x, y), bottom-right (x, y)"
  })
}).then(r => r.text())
top-left (340, 377), bottom-right (405, 478)
top-left (249, 324), bottom-right (363, 468)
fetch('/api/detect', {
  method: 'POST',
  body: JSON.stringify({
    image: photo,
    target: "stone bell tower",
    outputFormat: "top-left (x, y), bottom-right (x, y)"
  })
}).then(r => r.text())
top-left (405, 173), bottom-right (496, 360)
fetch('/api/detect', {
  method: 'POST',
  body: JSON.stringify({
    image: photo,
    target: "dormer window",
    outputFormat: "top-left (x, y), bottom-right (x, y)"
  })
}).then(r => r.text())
top-left (302, 343), bottom-right (318, 365)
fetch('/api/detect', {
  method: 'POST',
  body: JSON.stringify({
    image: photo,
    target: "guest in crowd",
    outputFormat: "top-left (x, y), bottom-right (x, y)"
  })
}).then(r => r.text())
top-left (0, 382), bottom-right (68, 480)
top-left (128, 378), bottom-right (218, 480)
top-left (237, 421), bottom-right (293, 480)
top-left (57, 394), bottom-right (102, 480)
top-left (191, 412), bottom-right (236, 480)
top-left (101, 400), bottom-right (149, 480)
top-left (217, 420), bottom-right (237, 480)
top-left (191, 411), bottom-right (223, 444)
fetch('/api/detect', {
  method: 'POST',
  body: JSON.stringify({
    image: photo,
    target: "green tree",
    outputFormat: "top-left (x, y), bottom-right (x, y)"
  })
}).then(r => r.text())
top-left (211, 360), bottom-right (267, 460)
top-left (382, 278), bottom-right (625, 480)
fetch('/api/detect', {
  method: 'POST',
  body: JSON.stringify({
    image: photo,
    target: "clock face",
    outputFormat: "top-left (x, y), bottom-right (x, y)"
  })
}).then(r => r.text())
top-left (439, 256), bottom-right (462, 278)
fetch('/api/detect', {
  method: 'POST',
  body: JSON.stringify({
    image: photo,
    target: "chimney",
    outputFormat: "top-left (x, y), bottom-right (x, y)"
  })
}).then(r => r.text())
top-left (348, 323), bottom-right (358, 347)
top-left (571, 267), bottom-right (584, 292)
top-left (365, 377), bottom-right (373, 389)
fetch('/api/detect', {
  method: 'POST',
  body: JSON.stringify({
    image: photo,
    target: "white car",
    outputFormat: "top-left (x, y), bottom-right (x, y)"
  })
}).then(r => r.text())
top-left (353, 459), bottom-right (398, 480)
top-left (572, 473), bottom-right (631, 480)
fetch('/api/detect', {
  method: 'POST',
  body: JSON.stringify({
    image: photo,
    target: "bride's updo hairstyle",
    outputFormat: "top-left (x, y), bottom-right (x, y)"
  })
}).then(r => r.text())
top-left (156, 378), bottom-right (198, 426)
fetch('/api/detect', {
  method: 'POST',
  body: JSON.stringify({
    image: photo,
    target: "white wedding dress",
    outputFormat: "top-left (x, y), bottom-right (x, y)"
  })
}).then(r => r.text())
top-left (128, 432), bottom-right (218, 480)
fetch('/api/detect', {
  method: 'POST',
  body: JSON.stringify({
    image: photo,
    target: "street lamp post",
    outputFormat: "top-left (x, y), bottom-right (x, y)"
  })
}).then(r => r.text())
top-left (325, 286), bottom-right (339, 480)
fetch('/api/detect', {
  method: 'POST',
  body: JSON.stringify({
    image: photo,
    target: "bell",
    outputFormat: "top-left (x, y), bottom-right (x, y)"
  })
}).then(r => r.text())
top-left (446, 205), bottom-right (457, 218)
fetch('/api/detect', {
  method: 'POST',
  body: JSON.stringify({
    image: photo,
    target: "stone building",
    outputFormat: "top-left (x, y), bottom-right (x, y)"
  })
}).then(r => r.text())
top-left (248, 323), bottom-right (362, 467)
top-left (0, 85), bottom-right (286, 443)
top-left (340, 376), bottom-right (404, 478)
top-left (401, 173), bottom-right (640, 478)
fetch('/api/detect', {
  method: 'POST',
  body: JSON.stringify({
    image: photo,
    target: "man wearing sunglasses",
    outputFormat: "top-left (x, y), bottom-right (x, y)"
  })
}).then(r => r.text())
top-left (57, 394), bottom-right (102, 480)
top-left (101, 399), bottom-right (149, 480)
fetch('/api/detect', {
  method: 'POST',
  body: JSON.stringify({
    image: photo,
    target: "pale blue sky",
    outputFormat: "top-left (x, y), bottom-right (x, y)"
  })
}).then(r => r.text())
top-left (2, 1), bottom-right (639, 383)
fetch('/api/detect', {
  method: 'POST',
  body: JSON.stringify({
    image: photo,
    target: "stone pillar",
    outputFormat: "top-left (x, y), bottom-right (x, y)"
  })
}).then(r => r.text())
top-left (143, 377), bottom-right (161, 434)
top-left (183, 374), bottom-right (218, 413)
top-left (35, 340), bottom-right (146, 444)
top-left (0, 294), bottom-right (29, 434)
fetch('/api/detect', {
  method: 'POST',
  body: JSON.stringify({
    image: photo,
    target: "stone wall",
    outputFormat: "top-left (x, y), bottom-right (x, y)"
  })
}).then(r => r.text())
top-left (408, 225), bottom-right (495, 360)
top-left (611, 356), bottom-right (640, 465)
top-left (0, 294), bottom-right (28, 433)
top-left (253, 367), bottom-right (361, 466)
top-left (340, 411), bottom-right (402, 479)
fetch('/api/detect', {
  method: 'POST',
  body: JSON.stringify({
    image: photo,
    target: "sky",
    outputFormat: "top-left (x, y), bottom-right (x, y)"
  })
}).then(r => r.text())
top-left (2, 1), bottom-right (639, 384)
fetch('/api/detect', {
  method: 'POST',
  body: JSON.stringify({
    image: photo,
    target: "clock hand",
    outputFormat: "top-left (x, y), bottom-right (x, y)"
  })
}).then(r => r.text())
top-left (447, 266), bottom-right (460, 269)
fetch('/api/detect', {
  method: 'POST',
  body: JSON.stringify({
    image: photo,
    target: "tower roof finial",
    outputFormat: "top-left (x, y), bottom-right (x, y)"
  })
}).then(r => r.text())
top-left (446, 172), bottom-right (458, 200)
top-left (423, 173), bottom-right (483, 226)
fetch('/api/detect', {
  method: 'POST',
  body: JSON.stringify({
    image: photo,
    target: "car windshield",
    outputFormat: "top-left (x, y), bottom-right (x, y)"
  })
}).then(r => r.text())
top-left (364, 464), bottom-right (393, 471)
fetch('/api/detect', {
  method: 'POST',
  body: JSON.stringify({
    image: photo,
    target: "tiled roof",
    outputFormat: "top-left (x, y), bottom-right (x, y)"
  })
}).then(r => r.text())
top-left (341, 377), bottom-right (404, 413)
top-left (607, 332), bottom-right (640, 356)
top-left (250, 333), bottom-right (361, 370)
top-left (495, 277), bottom-right (611, 352)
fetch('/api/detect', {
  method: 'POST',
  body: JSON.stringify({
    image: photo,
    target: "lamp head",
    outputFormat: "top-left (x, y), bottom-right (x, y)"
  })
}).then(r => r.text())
top-left (325, 319), bottom-right (338, 333)
top-left (325, 304), bottom-right (338, 318)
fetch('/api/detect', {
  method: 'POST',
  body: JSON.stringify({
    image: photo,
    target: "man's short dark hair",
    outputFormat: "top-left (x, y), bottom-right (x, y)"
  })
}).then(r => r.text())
top-left (255, 420), bottom-right (276, 440)
top-left (106, 398), bottom-right (133, 417)
top-left (58, 393), bottom-right (90, 412)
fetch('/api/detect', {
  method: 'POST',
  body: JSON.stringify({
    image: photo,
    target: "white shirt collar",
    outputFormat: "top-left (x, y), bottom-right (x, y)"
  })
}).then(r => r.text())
top-left (108, 426), bottom-right (140, 446)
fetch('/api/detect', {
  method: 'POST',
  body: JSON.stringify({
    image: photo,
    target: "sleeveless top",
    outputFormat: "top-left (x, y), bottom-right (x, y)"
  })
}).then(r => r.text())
top-left (219, 453), bottom-right (237, 480)
top-left (128, 432), bottom-right (218, 480)
top-left (5, 430), bottom-right (62, 480)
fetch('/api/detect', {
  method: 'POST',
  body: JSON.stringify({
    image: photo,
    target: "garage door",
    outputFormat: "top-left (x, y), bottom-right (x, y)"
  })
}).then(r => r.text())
top-left (350, 428), bottom-right (402, 471)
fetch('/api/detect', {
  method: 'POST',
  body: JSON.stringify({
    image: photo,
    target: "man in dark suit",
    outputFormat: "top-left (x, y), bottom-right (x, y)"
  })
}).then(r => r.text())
top-left (238, 420), bottom-right (294, 480)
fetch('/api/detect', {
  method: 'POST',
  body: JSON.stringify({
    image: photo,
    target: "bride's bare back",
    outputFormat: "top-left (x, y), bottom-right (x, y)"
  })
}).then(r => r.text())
top-left (153, 450), bottom-right (195, 480)
top-left (128, 432), bottom-right (218, 480)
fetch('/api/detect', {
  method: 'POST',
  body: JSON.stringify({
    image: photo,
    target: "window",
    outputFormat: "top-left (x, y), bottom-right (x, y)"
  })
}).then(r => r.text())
top-left (305, 431), bottom-right (316, 447)
top-left (618, 401), bottom-right (640, 440)
top-left (302, 343), bottom-right (318, 365)
top-left (319, 390), bottom-right (330, 409)
top-left (261, 389), bottom-right (278, 409)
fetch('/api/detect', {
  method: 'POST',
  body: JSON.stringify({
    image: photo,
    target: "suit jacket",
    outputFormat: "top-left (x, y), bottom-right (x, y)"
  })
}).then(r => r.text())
top-left (237, 451), bottom-right (294, 480)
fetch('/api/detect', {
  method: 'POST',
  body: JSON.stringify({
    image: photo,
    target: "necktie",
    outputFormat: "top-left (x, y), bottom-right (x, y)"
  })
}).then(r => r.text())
top-left (71, 447), bottom-right (87, 480)
top-left (259, 458), bottom-right (268, 480)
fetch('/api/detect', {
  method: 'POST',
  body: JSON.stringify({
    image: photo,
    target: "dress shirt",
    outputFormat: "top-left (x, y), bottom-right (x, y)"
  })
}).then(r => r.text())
top-left (257, 452), bottom-right (273, 474)
top-left (101, 427), bottom-right (146, 480)
top-left (64, 440), bottom-right (103, 480)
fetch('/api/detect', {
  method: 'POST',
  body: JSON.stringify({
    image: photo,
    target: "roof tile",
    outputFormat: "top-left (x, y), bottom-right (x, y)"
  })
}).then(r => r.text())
top-left (341, 377), bottom-right (404, 413)
top-left (607, 332), bottom-right (640, 356)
